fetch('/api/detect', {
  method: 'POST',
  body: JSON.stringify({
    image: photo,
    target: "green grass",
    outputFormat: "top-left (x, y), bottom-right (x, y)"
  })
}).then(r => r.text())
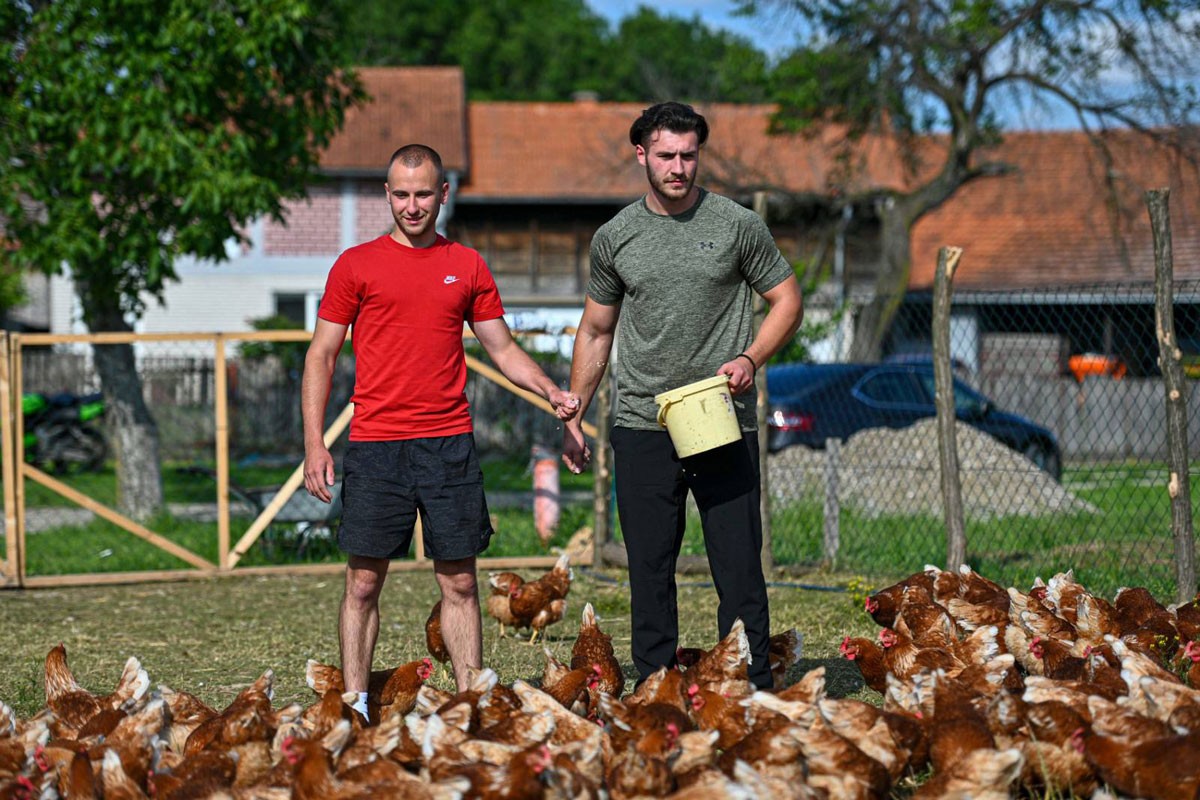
top-left (11, 459), bottom-right (1195, 599)
top-left (0, 568), bottom-right (874, 721)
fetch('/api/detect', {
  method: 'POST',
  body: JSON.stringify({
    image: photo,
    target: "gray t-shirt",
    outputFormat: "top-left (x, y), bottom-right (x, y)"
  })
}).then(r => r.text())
top-left (588, 188), bottom-right (793, 431)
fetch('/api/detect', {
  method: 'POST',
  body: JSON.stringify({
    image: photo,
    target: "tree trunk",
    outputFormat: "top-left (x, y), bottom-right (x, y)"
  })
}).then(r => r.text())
top-left (849, 200), bottom-right (914, 361)
top-left (77, 281), bottom-right (164, 522)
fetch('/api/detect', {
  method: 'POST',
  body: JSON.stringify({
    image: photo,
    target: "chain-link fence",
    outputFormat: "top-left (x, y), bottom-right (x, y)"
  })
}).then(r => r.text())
top-left (764, 279), bottom-right (1200, 598)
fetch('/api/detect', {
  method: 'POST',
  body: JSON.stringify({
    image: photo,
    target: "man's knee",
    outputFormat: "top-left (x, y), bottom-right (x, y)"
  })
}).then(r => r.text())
top-left (435, 557), bottom-right (478, 602)
top-left (344, 561), bottom-right (387, 607)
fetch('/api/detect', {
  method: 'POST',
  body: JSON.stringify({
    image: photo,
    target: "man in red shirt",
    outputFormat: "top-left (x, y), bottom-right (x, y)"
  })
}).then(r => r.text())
top-left (302, 144), bottom-right (579, 711)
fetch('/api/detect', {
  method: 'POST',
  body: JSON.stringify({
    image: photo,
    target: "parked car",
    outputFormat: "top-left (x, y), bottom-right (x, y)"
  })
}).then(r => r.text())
top-left (765, 362), bottom-right (1063, 480)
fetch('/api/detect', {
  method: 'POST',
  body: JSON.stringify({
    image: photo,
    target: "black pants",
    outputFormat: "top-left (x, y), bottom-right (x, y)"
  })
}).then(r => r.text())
top-left (610, 426), bottom-right (772, 689)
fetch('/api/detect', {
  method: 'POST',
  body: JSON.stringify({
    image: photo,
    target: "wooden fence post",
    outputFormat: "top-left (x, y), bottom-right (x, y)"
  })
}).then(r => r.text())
top-left (0, 332), bottom-right (16, 587)
top-left (933, 246), bottom-right (966, 570)
top-left (1146, 188), bottom-right (1196, 603)
top-left (753, 191), bottom-right (774, 574)
top-left (592, 366), bottom-right (612, 565)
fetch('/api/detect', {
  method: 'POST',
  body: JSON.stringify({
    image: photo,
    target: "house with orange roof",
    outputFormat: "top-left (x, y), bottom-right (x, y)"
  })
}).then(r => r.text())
top-left (10, 67), bottom-right (1199, 380)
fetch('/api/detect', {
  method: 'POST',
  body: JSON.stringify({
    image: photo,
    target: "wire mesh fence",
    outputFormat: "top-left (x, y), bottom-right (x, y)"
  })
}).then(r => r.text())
top-left (5, 280), bottom-right (1196, 596)
top-left (763, 279), bottom-right (1200, 598)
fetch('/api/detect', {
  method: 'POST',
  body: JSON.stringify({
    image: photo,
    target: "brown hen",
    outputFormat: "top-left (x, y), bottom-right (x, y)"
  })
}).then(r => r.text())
top-left (305, 657), bottom-right (433, 723)
top-left (43, 645), bottom-right (150, 740)
top-left (425, 600), bottom-right (450, 664)
top-left (570, 602), bottom-right (625, 701)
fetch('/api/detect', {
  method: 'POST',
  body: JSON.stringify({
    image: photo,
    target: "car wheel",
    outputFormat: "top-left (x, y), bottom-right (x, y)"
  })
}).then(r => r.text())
top-left (1023, 442), bottom-right (1061, 482)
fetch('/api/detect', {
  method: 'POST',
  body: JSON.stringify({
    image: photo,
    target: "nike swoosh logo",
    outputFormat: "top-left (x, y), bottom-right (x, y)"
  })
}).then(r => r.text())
top-left (444, 276), bottom-right (459, 284)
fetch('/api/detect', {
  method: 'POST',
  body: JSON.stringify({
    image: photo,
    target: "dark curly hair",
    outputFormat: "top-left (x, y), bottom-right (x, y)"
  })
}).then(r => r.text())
top-left (628, 102), bottom-right (709, 148)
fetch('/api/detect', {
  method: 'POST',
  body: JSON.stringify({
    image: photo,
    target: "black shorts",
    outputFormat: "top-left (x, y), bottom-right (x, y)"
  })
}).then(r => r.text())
top-left (337, 434), bottom-right (493, 561)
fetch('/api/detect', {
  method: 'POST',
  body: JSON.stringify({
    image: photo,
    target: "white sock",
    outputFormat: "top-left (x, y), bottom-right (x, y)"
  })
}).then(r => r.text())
top-left (351, 692), bottom-right (369, 719)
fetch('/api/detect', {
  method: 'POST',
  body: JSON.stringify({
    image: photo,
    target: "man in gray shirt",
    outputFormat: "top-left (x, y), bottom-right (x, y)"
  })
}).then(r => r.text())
top-left (562, 101), bottom-right (804, 689)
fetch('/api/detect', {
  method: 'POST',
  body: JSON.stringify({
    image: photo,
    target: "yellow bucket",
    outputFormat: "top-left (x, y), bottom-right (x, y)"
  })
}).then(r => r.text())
top-left (654, 375), bottom-right (742, 458)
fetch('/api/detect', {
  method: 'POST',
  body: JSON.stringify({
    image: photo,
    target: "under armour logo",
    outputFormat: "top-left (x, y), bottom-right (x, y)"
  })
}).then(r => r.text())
top-left (443, 275), bottom-right (459, 284)
top-left (699, 241), bottom-right (715, 250)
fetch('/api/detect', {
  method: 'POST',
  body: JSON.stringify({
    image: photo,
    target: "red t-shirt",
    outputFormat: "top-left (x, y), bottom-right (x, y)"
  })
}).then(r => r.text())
top-left (317, 234), bottom-right (505, 441)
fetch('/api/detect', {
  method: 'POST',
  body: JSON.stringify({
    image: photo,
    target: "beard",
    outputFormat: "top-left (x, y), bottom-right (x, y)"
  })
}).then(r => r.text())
top-left (645, 162), bottom-right (695, 203)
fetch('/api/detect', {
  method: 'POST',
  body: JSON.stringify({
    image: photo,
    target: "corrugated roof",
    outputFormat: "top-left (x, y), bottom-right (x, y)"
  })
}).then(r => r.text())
top-left (320, 67), bottom-right (468, 175)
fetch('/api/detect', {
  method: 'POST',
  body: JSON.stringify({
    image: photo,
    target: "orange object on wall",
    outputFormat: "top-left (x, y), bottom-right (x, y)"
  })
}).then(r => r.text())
top-left (1068, 354), bottom-right (1126, 381)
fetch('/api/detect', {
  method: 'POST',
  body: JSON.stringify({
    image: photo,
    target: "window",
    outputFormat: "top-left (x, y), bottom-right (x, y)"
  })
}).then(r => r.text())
top-left (858, 371), bottom-right (926, 406)
top-left (274, 292), bottom-right (322, 331)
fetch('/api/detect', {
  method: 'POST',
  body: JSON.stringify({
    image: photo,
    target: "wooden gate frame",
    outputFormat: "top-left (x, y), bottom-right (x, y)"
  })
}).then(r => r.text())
top-left (2, 330), bottom-right (596, 588)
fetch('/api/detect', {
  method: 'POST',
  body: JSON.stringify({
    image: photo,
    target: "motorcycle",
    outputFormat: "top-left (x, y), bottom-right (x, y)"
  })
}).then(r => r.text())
top-left (22, 391), bottom-right (109, 474)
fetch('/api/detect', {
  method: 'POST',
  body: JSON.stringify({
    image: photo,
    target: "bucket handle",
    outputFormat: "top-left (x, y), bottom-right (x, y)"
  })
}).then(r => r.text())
top-left (656, 398), bottom-right (673, 428)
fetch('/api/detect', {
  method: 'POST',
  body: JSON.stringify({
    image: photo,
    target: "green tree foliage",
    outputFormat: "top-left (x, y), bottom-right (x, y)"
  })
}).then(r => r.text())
top-left (326, 0), bottom-right (773, 103)
top-left (744, 0), bottom-right (1200, 358)
top-left (327, 0), bottom-right (612, 100)
top-left (607, 8), bottom-right (772, 102)
top-left (0, 0), bottom-right (363, 519)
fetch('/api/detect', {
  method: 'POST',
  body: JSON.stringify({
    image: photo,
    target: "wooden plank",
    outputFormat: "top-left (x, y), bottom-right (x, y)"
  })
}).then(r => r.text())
top-left (214, 336), bottom-right (230, 567)
top-left (0, 333), bottom-right (15, 585)
top-left (227, 402), bottom-right (354, 567)
top-left (21, 466), bottom-right (215, 571)
top-left (17, 330), bottom-right (316, 346)
top-left (464, 354), bottom-right (596, 438)
top-left (16, 552), bottom-right (581, 588)
top-left (12, 334), bottom-right (25, 584)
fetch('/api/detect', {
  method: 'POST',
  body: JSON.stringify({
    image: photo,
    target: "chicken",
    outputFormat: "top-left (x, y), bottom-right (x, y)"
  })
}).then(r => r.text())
top-left (839, 636), bottom-right (891, 694)
top-left (1115, 585), bottom-right (1171, 631)
top-left (1172, 592), bottom-right (1200, 642)
top-left (486, 571), bottom-right (525, 638)
top-left (625, 666), bottom-right (690, 713)
top-left (147, 748), bottom-right (238, 800)
top-left (864, 570), bottom-right (935, 628)
top-left (1074, 727), bottom-right (1200, 800)
top-left (686, 683), bottom-right (752, 750)
top-left (679, 627), bottom-right (803, 690)
top-left (910, 747), bottom-right (1024, 800)
top-left (926, 671), bottom-right (996, 775)
top-left (679, 619), bottom-right (754, 697)
top-left (878, 625), bottom-right (965, 680)
top-left (597, 692), bottom-right (693, 761)
top-left (540, 649), bottom-right (598, 715)
top-left (792, 710), bottom-right (893, 800)
top-left (508, 553), bottom-right (573, 644)
top-left (605, 745), bottom-right (675, 800)
top-left (1029, 635), bottom-right (1089, 681)
top-left (305, 656), bottom-right (434, 722)
top-left (815, 696), bottom-right (916, 784)
top-left (895, 584), bottom-right (959, 649)
top-left (158, 685), bottom-right (218, 755)
top-left (100, 747), bottom-right (148, 800)
top-left (509, 680), bottom-right (607, 752)
top-left (1008, 585), bottom-right (1076, 642)
top-left (570, 602), bottom-right (625, 702)
top-left (1183, 638), bottom-right (1200, 688)
top-left (425, 600), bottom-right (450, 664)
top-left (421, 713), bottom-right (552, 799)
top-left (183, 669), bottom-right (275, 755)
top-left (43, 645), bottom-right (150, 739)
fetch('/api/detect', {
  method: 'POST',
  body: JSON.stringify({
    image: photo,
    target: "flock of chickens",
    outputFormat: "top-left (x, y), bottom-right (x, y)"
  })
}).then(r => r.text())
top-left (2, 560), bottom-right (1200, 799)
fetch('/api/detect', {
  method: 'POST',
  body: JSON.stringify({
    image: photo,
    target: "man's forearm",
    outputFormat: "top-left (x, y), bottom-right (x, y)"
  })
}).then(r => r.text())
top-left (567, 329), bottom-right (614, 420)
top-left (741, 295), bottom-right (804, 368)
top-left (301, 356), bottom-right (336, 449)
